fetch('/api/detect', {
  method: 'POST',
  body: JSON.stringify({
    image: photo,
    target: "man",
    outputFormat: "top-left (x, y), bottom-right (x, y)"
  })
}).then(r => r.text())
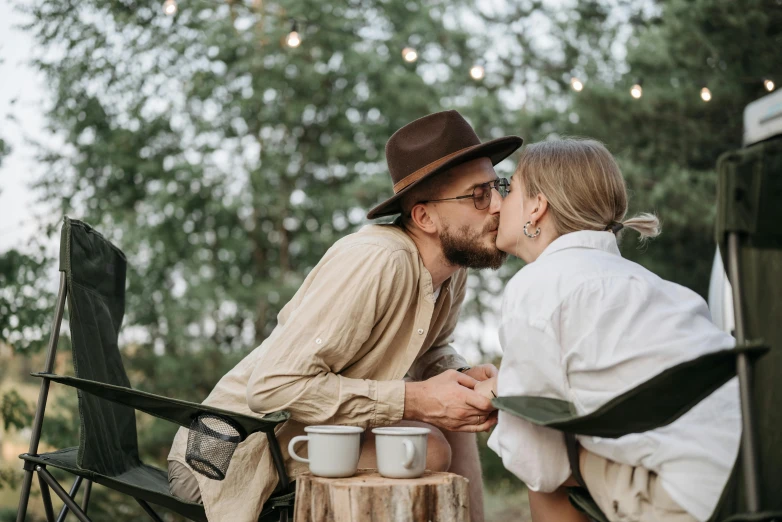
top-left (167, 110), bottom-right (523, 522)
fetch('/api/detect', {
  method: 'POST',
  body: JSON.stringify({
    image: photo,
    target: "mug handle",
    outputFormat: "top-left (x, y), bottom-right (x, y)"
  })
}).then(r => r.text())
top-left (288, 435), bottom-right (310, 464)
top-left (402, 439), bottom-right (415, 469)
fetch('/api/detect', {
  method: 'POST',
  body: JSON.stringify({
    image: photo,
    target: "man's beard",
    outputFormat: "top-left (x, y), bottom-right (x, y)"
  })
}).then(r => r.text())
top-left (439, 219), bottom-right (507, 270)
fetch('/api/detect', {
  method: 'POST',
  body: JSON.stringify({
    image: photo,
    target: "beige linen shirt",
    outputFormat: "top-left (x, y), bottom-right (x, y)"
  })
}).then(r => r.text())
top-left (167, 223), bottom-right (469, 522)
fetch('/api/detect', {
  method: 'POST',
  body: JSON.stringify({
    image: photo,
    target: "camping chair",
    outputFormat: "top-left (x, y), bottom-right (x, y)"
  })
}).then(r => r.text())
top-left (16, 217), bottom-right (295, 522)
top-left (492, 136), bottom-right (782, 522)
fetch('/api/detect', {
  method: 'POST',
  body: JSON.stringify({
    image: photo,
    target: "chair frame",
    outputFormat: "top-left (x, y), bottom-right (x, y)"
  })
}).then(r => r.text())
top-left (727, 232), bottom-right (762, 512)
top-left (16, 270), bottom-right (293, 522)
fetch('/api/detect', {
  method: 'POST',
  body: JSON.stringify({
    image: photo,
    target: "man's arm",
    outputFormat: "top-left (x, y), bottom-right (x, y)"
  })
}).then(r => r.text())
top-left (246, 245), bottom-right (409, 428)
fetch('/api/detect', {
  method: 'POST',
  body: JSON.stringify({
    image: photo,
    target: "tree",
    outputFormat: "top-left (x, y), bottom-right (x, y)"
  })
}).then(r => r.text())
top-left (9, 0), bottom-right (500, 518)
top-left (479, 0), bottom-right (782, 296)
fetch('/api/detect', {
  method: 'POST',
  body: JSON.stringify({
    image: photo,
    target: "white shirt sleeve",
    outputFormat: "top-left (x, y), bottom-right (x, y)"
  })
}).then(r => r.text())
top-left (487, 316), bottom-right (572, 492)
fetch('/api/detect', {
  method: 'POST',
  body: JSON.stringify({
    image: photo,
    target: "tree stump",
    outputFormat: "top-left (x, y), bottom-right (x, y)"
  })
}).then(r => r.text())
top-left (294, 469), bottom-right (470, 522)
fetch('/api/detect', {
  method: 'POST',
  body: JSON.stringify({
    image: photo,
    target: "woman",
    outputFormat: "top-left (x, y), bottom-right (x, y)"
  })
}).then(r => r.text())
top-left (485, 139), bottom-right (740, 522)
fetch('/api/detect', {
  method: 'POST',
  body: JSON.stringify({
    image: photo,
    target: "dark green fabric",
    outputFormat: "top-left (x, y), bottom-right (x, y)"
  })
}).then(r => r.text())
top-left (715, 139), bottom-right (782, 251)
top-left (22, 447), bottom-right (207, 522)
top-left (721, 512), bottom-right (782, 522)
top-left (492, 344), bottom-right (767, 438)
top-left (712, 140), bottom-right (782, 519)
top-left (61, 217), bottom-right (140, 476)
top-left (21, 449), bottom-right (296, 522)
top-left (34, 372), bottom-right (289, 437)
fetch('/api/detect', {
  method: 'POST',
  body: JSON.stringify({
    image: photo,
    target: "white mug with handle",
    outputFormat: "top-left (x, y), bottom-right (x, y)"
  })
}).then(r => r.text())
top-left (287, 425), bottom-right (364, 478)
top-left (372, 426), bottom-right (430, 479)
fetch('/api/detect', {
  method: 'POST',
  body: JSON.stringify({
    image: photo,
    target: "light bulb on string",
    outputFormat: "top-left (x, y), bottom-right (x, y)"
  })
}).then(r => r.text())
top-left (570, 77), bottom-right (584, 92)
top-left (470, 65), bottom-right (485, 81)
top-left (764, 79), bottom-right (775, 92)
top-left (163, 0), bottom-right (177, 16)
top-left (630, 83), bottom-right (643, 99)
top-left (402, 47), bottom-right (418, 63)
top-left (286, 22), bottom-right (301, 48)
top-left (700, 87), bottom-right (712, 102)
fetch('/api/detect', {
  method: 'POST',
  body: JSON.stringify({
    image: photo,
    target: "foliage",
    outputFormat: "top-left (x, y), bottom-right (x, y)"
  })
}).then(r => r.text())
top-left (0, 390), bottom-right (32, 432)
top-left (482, 0), bottom-right (782, 296)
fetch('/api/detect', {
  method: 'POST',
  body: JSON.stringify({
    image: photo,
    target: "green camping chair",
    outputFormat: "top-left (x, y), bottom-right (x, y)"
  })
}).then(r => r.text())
top-left (492, 137), bottom-right (782, 522)
top-left (16, 217), bottom-right (295, 522)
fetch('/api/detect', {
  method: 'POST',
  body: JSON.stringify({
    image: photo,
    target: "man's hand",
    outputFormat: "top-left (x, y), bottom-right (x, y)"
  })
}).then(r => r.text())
top-left (462, 363), bottom-right (498, 382)
top-left (403, 370), bottom-right (498, 432)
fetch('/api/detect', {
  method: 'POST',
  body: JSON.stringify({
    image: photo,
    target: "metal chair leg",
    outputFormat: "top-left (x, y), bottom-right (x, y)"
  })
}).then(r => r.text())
top-left (16, 274), bottom-right (68, 522)
top-left (81, 480), bottom-right (92, 514)
top-left (135, 499), bottom-right (164, 522)
top-left (36, 466), bottom-right (92, 522)
top-left (728, 232), bottom-right (762, 511)
top-left (37, 470), bottom-right (56, 522)
top-left (16, 470), bottom-right (35, 522)
top-left (55, 476), bottom-right (83, 522)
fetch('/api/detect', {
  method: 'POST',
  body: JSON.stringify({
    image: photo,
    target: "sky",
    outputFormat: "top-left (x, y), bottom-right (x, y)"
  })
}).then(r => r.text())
top-left (0, 0), bottom-right (46, 253)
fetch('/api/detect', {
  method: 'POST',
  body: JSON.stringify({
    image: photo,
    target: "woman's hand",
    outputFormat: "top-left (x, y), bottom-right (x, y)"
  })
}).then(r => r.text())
top-left (462, 363), bottom-right (498, 382)
top-left (474, 376), bottom-right (498, 400)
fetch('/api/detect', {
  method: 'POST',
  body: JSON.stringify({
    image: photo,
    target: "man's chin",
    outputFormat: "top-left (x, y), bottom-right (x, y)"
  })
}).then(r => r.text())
top-left (440, 224), bottom-right (508, 270)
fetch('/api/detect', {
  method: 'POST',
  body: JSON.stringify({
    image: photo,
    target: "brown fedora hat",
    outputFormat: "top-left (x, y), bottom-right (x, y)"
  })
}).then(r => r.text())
top-left (367, 110), bottom-right (523, 219)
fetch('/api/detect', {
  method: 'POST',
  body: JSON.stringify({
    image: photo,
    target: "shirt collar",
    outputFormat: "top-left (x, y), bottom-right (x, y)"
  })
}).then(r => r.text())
top-left (537, 230), bottom-right (621, 260)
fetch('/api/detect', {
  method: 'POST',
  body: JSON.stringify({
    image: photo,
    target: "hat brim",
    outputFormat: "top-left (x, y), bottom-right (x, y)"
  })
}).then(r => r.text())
top-left (366, 135), bottom-right (523, 219)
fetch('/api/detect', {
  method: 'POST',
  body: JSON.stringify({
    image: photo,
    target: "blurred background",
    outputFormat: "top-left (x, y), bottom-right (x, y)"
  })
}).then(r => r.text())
top-left (0, 0), bottom-right (780, 520)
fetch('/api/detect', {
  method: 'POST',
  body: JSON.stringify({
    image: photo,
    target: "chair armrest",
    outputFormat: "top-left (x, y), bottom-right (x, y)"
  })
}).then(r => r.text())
top-left (33, 372), bottom-right (289, 440)
top-left (492, 343), bottom-right (767, 438)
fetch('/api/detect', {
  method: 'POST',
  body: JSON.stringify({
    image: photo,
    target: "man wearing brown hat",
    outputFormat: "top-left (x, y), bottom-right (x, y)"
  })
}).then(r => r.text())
top-left (167, 110), bottom-right (523, 522)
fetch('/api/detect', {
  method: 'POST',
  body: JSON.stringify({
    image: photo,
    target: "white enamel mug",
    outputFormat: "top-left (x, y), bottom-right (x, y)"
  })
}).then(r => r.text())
top-left (287, 425), bottom-right (364, 478)
top-left (372, 426), bottom-right (430, 479)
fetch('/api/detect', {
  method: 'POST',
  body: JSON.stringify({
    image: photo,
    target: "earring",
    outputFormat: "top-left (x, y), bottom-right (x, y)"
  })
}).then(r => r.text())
top-left (523, 221), bottom-right (541, 239)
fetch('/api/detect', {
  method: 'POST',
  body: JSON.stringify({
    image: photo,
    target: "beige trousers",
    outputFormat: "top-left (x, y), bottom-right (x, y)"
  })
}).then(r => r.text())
top-left (580, 451), bottom-right (698, 522)
top-left (168, 461), bottom-right (202, 504)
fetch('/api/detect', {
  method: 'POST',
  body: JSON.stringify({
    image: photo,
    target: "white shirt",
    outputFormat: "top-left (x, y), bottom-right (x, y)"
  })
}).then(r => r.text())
top-left (487, 231), bottom-right (740, 522)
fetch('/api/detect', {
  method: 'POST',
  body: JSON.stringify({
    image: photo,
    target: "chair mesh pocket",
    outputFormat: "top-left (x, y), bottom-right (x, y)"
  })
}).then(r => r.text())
top-left (186, 414), bottom-right (241, 480)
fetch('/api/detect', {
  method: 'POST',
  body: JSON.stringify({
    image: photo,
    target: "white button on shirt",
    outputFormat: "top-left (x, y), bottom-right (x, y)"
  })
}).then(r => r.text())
top-left (487, 231), bottom-right (740, 522)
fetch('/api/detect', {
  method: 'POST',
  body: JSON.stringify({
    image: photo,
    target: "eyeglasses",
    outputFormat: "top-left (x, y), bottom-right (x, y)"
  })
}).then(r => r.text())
top-left (420, 178), bottom-right (510, 211)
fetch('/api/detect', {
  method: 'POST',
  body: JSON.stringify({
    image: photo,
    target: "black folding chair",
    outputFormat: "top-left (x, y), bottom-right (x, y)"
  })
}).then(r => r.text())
top-left (16, 217), bottom-right (294, 522)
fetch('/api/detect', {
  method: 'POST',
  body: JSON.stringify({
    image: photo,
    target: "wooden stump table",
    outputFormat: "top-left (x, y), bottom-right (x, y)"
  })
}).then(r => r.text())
top-left (294, 469), bottom-right (470, 522)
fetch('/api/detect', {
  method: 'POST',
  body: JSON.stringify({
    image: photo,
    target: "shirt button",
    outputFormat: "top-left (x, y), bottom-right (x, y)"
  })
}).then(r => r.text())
top-left (315, 338), bottom-right (322, 345)
top-left (417, 329), bottom-right (424, 335)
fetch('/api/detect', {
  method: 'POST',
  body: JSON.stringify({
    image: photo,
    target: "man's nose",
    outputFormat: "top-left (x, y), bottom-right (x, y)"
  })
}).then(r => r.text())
top-left (489, 188), bottom-right (503, 213)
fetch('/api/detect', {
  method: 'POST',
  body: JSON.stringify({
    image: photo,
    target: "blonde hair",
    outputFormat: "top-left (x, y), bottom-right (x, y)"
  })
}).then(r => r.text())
top-left (514, 138), bottom-right (660, 241)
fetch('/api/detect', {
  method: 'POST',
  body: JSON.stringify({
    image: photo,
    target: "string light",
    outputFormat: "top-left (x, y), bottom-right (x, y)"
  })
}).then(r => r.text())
top-left (154, 8), bottom-right (778, 103)
top-left (163, 0), bottom-right (177, 16)
top-left (402, 47), bottom-right (418, 63)
top-left (286, 22), bottom-right (301, 48)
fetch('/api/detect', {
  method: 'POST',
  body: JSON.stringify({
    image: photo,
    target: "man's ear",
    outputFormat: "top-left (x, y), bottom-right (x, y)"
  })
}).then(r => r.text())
top-left (409, 203), bottom-right (438, 234)
top-left (530, 193), bottom-right (549, 225)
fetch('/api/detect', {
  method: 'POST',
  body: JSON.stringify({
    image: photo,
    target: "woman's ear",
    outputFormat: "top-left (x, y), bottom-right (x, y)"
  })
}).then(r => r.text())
top-left (530, 193), bottom-right (549, 225)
